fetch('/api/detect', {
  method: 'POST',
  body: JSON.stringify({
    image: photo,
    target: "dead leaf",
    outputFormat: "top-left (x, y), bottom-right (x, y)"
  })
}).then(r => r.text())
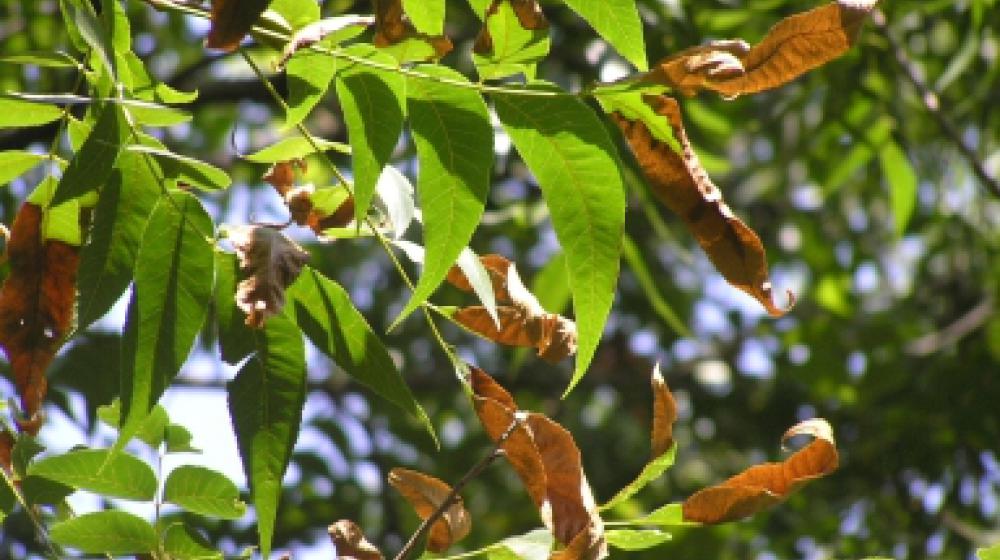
top-left (328, 520), bottom-right (385, 560)
top-left (373, 0), bottom-right (452, 59)
top-left (550, 521), bottom-right (608, 560)
top-left (229, 225), bottom-right (310, 328)
top-left (276, 16), bottom-right (376, 70)
top-left (612, 95), bottom-right (793, 316)
top-left (682, 418), bottom-right (838, 524)
top-left (474, 0), bottom-right (549, 54)
top-left (0, 203), bottom-right (79, 434)
top-left (388, 468), bottom-right (471, 552)
top-left (469, 368), bottom-right (606, 558)
top-left (0, 429), bottom-right (13, 473)
top-left (650, 364), bottom-right (677, 458)
top-left (449, 255), bottom-right (577, 363)
top-left (206, 0), bottom-right (272, 52)
top-left (646, 1), bottom-right (877, 98)
top-left (262, 161), bottom-right (355, 232)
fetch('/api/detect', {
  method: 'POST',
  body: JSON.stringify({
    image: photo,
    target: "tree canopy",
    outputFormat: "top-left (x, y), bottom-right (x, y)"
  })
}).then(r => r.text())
top-left (1, 0), bottom-right (999, 559)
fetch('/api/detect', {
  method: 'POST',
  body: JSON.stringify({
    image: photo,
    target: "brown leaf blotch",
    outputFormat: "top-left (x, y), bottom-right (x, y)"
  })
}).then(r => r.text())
top-left (328, 520), bottom-right (385, 560)
top-left (230, 226), bottom-right (310, 328)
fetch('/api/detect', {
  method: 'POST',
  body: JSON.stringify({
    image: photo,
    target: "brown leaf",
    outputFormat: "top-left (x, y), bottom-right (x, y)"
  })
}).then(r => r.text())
top-left (0, 429), bottom-right (14, 473)
top-left (328, 520), bottom-right (385, 560)
top-left (550, 521), bottom-right (608, 560)
top-left (229, 225), bottom-right (310, 328)
top-left (307, 195), bottom-right (355, 234)
top-left (647, 1), bottom-right (877, 98)
top-left (450, 256), bottom-right (577, 363)
top-left (263, 161), bottom-right (355, 231)
top-left (650, 364), bottom-right (677, 458)
top-left (0, 203), bottom-right (79, 434)
top-left (682, 418), bottom-right (838, 524)
top-left (474, 0), bottom-right (549, 54)
top-left (469, 368), bottom-right (606, 557)
top-left (388, 468), bottom-right (471, 552)
top-left (612, 95), bottom-right (793, 316)
top-left (373, 0), bottom-right (452, 59)
top-left (206, 0), bottom-right (272, 52)
top-left (263, 160), bottom-right (305, 198)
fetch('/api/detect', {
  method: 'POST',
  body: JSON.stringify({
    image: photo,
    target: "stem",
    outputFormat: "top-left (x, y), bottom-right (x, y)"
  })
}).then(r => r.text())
top-left (0, 466), bottom-right (63, 559)
top-left (141, 0), bottom-right (569, 98)
top-left (872, 9), bottom-right (1000, 199)
top-left (393, 419), bottom-right (520, 560)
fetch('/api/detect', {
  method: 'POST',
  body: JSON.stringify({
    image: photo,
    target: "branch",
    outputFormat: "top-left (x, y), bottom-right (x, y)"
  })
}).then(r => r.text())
top-left (872, 9), bottom-right (1000, 198)
top-left (905, 297), bottom-right (994, 356)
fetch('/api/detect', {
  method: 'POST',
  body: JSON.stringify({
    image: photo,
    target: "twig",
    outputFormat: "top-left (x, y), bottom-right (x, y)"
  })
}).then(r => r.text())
top-left (906, 297), bottom-right (994, 356)
top-left (393, 420), bottom-right (519, 560)
top-left (872, 9), bottom-right (1000, 198)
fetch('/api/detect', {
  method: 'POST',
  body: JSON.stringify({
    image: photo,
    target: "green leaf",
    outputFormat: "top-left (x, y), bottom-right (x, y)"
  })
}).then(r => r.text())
top-left (51, 102), bottom-right (128, 206)
top-left (26, 176), bottom-right (87, 245)
top-left (227, 315), bottom-right (307, 558)
top-left (27, 448), bottom-right (156, 500)
top-left (269, 0), bottom-right (321, 30)
top-left (605, 529), bottom-right (672, 551)
top-left (621, 234), bottom-right (689, 336)
top-left (562, 0), bottom-right (645, 69)
top-left (285, 45), bottom-right (338, 128)
top-left (287, 267), bottom-right (436, 442)
top-left (164, 465), bottom-right (247, 519)
top-left (404, 0), bottom-right (445, 35)
top-left (10, 434), bottom-right (46, 477)
top-left (0, 151), bottom-right (51, 185)
top-left (392, 65), bottom-right (493, 327)
top-left (244, 136), bottom-right (350, 163)
top-left (495, 86), bottom-right (625, 393)
top-left (334, 44), bottom-right (406, 225)
top-left (97, 400), bottom-right (170, 448)
top-left (20, 476), bottom-right (73, 506)
top-left (977, 544), bottom-right (1000, 560)
top-left (49, 511), bottom-right (157, 554)
top-left (0, 96), bottom-right (64, 128)
top-left (0, 473), bottom-right (14, 523)
top-left (162, 523), bottom-right (224, 560)
top-left (62, 0), bottom-right (116, 78)
top-left (473, 1), bottom-right (550, 80)
top-left (119, 192), bottom-right (214, 448)
top-left (0, 51), bottom-right (78, 68)
top-left (214, 251), bottom-right (256, 365)
top-left (122, 99), bottom-right (192, 127)
top-left (593, 88), bottom-right (678, 151)
top-left (486, 528), bottom-right (554, 560)
top-left (600, 444), bottom-right (677, 511)
top-left (127, 145), bottom-right (232, 191)
top-left (76, 152), bottom-right (161, 329)
top-left (879, 140), bottom-right (917, 237)
top-left (165, 424), bottom-right (200, 453)
top-left (636, 502), bottom-right (700, 527)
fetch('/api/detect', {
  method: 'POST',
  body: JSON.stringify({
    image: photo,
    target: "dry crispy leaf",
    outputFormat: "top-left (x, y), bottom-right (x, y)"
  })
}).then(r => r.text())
top-left (682, 418), bottom-right (838, 524)
top-left (229, 225), bottom-right (310, 328)
top-left (328, 520), bottom-right (385, 560)
top-left (388, 468), bottom-right (471, 552)
top-left (262, 160), bottom-right (354, 232)
top-left (277, 16), bottom-right (375, 70)
top-left (206, 0), bottom-right (272, 52)
top-left (469, 368), bottom-right (606, 558)
top-left (449, 255), bottom-right (577, 363)
top-left (646, 1), bottom-right (877, 98)
top-left (373, 0), bottom-right (452, 59)
top-left (474, 0), bottom-right (549, 54)
top-left (613, 95), bottom-right (792, 316)
top-left (0, 203), bottom-right (79, 434)
top-left (650, 364), bottom-right (677, 458)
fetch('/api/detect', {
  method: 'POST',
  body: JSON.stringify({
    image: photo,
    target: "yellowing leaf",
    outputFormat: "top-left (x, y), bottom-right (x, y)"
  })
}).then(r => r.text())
top-left (388, 468), bottom-right (471, 552)
top-left (612, 95), bottom-right (792, 316)
top-left (682, 418), bottom-right (838, 524)
top-left (449, 255), bottom-right (578, 363)
top-left (650, 364), bottom-right (677, 458)
top-left (328, 520), bottom-right (385, 560)
top-left (229, 226), bottom-right (310, 328)
top-left (0, 203), bottom-right (79, 434)
top-left (646, 1), bottom-right (878, 98)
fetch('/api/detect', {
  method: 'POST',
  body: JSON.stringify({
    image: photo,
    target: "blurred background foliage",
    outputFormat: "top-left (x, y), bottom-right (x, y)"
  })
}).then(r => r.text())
top-left (2, 0), bottom-right (1000, 558)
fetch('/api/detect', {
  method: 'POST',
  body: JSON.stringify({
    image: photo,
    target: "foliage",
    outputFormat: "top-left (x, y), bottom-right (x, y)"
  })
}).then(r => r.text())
top-left (1, 0), bottom-right (999, 559)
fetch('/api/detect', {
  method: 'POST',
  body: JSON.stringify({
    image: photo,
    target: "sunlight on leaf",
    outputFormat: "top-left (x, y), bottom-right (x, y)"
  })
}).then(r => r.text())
top-left (388, 467), bottom-right (471, 552)
top-left (328, 519), bottom-right (385, 560)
